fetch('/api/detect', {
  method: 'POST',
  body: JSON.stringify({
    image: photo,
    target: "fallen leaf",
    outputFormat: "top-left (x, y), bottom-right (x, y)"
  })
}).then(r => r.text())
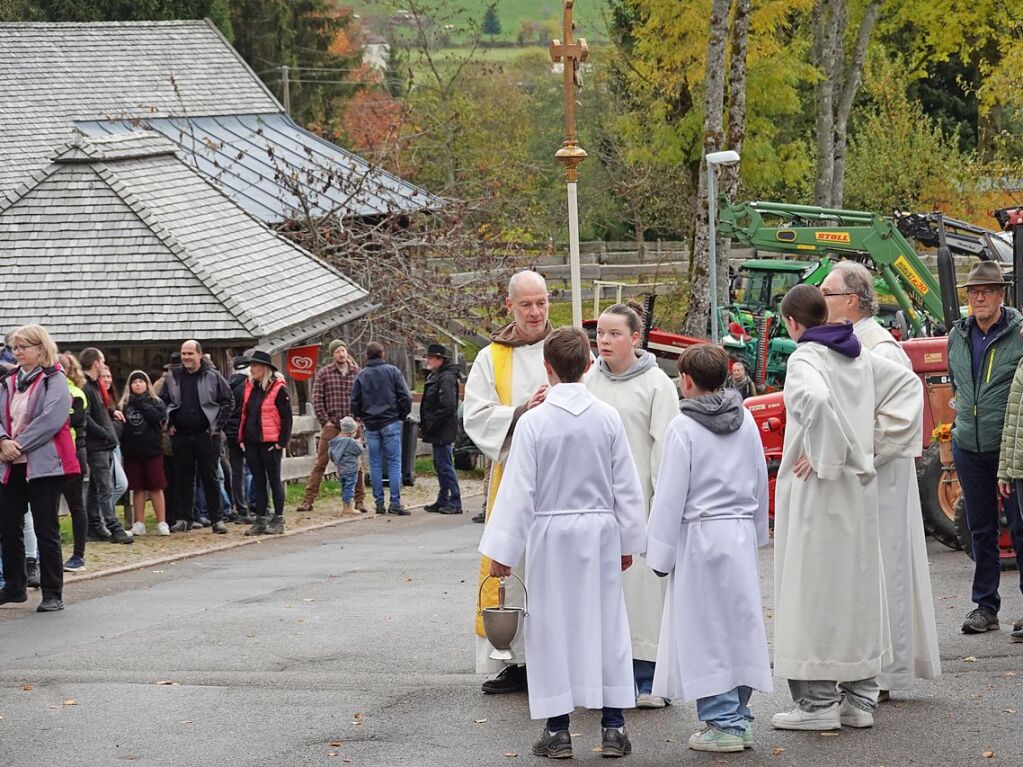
top-left (180, 720), bottom-right (193, 724)
top-left (329, 741), bottom-right (343, 747)
top-left (153, 570), bottom-right (164, 573)
top-left (1005, 709), bottom-right (1017, 714)
top-left (62, 699), bottom-right (77, 706)
top-left (503, 753), bottom-right (518, 758)
top-left (47, 704), bottom-right (60, 709)
top-left (21, 685), bottom-right (32, 692)
top-left (963, 656), bottom-right (978, 662)
top-left (772, 747), bottom-right (785, 755)
top-left (343, 760), bottom-right (352, 764)
top-left (303, 598), bottom-right (314, 602)
top-left (1002, 672), bottom-right (1017, 677)
top-left (327, 752), bottom-right (337, 757)
top-left (983, 751), bottom-right (995, 758)
top-left (474, 718), bottom-right (488, 724)
top-left (353, 712), bottom-right (364, 719)
top-left (403, 577), bottom-right (413, 583)
top-left (349, 721), bottom-right (362, 726)
top-left (820, 731), bottom-right (838, 737)
top-left (154, 680), bottom-right (179, 686)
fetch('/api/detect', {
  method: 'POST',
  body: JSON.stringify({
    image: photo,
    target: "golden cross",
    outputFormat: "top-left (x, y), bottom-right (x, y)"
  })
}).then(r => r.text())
top-left (550, 0), bottom-right (589, 182)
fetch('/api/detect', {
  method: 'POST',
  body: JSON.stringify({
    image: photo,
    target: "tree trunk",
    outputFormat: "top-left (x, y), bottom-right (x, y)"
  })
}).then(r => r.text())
top-left (812, 0), bottom-right (840, 208)
top-left (831, 0), bottom-right (880, 208)
top-left (683, 0), bottom-right (732, 337)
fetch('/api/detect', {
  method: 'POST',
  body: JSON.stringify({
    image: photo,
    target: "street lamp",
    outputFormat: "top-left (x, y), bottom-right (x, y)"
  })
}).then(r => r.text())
top-left (705, 149), bottom-right (741, 343)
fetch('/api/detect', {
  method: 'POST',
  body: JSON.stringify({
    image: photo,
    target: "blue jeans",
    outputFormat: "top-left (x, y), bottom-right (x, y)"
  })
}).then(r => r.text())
top-left (367, 421), bottom-right (403, 506)
top-left (340, 472), bottom-right (358, 503)
top-left (547, 708), bottom-right (624, 732)
top-left (953, 443), bottom-right (1023, 613)
top-left (431, 443), bottom-right (461, 509)
top-left (633, 659), bottom-right (656, 695)
top-left (696, 686), bottom-right (753, 736)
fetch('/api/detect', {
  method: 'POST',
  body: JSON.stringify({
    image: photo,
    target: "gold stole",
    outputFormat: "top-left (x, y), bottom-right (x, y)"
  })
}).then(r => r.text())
top-left (475, 342), bottom-right (513, 638)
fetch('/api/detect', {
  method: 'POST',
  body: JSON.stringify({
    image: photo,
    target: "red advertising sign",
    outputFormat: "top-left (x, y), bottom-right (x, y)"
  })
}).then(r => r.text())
top-left (286, 344), bottom-right (320, 381)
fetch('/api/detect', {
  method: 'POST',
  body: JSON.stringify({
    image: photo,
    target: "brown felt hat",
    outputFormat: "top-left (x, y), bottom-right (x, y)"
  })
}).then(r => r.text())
top-left (958, 261), bottom-right (1009, 288)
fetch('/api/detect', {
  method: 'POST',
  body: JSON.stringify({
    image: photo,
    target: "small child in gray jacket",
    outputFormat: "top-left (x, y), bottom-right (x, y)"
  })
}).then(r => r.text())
top-left (328, 417), bottom-right (364, 516)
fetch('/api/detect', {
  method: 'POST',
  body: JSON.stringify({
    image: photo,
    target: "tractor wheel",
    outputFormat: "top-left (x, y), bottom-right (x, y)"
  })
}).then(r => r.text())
top-left (953, 496), bottom-right (1018, 572)
top-left (916, 443), bottom-right (962, 549)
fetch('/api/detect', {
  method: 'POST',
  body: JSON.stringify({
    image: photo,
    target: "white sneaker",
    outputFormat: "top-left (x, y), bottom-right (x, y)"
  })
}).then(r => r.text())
top-left (771, 703), bottom-right (841, 731)
top-left (839, 698), bottom-right (874, 728)
top-left (636, 693), bottom-right (667, 709)
top-left (131, 522), bottom-right (147, 536)
top-left (156, 522), bottom-right (170, 536)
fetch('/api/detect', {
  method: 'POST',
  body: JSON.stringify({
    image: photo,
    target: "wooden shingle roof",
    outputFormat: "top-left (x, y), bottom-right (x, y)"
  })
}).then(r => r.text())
top-left (0, 132), bottom-right (373, 348)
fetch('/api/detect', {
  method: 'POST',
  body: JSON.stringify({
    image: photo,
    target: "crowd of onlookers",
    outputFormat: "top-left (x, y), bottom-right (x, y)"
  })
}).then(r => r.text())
top-left (0, 327), bottom-right (463, 613)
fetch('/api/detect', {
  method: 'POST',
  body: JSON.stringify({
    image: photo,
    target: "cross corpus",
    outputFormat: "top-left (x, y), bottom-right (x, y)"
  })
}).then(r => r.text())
top-left (549, 0), bottom-right (589, 182)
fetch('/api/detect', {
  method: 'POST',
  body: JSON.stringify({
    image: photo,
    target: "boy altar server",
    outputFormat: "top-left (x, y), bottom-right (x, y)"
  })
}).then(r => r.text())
top-left (646, 345), bottom-right (773, 753)
top-left (480, 326), bottom-right (647, 760)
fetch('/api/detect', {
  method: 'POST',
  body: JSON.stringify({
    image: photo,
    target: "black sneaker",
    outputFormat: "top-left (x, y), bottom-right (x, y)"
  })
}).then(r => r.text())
top-left (472, 512), bottom-right (485, 524)
top-left (169, 520), bottom-right (190, 533)
top-left (388, 503), bottom-right (410, 516)
top-left (244, 518), bottom-right (268, 536)
top-left (235, 513), bottom-right (256, 525)
top-left (532, 728), bottom-right (572, 759)
top-left (962, 607), bottom-right (999, 634)
top-left (375, 503), bottom-right (387, 515)
top-left (437, 506), bottom-right (463, 515)
top-left (211, 520), bottom-right (229, 534)
top-left (600, 727), bottom-right (632, 758)
top-left (37, 597), bottom-right (64, 613)
top-left (481, 664), bottom-right (527, 694)
top-left (0, 587), bottom-right (28, 604)
top-left (424, 503), bottom-right (443, 513)
top-left (26, 558), bottom-right (41, 588)
top-left (111, 529), bottom-right (134, 545)
top-left (266, 516), bottom-right (285, 535)
top-left (86, 528), bottom-right (113, 542)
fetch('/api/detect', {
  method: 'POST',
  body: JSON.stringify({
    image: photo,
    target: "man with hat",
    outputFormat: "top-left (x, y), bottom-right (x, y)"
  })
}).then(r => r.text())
top-left (300, 340), bottom-right (365, 513)
top-left (947, 261), bottom-right (1023, 634)
top-left (420, 343), bottom-right (462, 514)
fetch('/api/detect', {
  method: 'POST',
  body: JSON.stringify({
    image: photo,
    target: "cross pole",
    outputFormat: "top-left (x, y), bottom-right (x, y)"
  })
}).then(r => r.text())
top-left (550, 0), bottom-right (589, 327)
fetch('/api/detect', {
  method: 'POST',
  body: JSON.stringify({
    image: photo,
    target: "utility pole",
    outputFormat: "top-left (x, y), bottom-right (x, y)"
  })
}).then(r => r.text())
top-left (550, 1), bottom-right (588, 328)
top-left (279, 64), bottom-right (291, 115)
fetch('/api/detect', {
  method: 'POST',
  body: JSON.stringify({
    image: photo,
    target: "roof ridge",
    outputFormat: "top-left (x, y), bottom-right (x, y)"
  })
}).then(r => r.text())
top-left (0, 20), bottom-right (209, 28)
top-left (89, 160), bottom-right (264, 337)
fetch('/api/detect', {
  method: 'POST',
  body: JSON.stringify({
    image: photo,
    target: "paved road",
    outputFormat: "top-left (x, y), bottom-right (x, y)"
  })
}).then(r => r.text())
top-left (2, 503), bottom-right (1023, 767)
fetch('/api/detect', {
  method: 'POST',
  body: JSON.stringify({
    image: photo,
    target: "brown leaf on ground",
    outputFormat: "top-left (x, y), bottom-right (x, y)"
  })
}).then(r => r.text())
top-left (1005, 709), bottom-right (1017, 714)
top-left (963, 656), bottom-right (978, 662)
top-left (503, 752), bottom-right (518, 758)
top-left (327, 751), bottom-right (337, 757)
top-left (983, 751), bottom-right (995, 758)
top-left (820, 732), bottom-right (839, 737)
top-left (329, 741), bottom-right (343, 747)
top-left (403, 577), bottom-right (414, 583)
top-left (353, 712), bottom-right (364, 719)
top-left (474, 719), bottom-right (487, 724)
top-left (62, 699), bottom-right (77, 706)
top-left (21, 685), bottom-right (32, 692)
top-left (154, 680), bottom-right (179, 686)
top-left (772, 746), bottom-right (785, 755)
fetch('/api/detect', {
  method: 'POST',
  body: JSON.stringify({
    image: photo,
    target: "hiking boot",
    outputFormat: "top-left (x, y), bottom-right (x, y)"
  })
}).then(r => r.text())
top-left (244, 517), bottom-right (268, 536)
top-left (771, 703), bottom-right (840, 731)
top-left (37, 597), bottom-right (64, 613)
top-left (600, 726), bottom-right (632, 758)
top-left (169, 520), bottom-right (190, 533)
top-left (0, 587), bottom-right (28, 604)
top-left (839, 698), bottom-right (874, 728)
top-left (355, 503), bottom-right (369, 514)
top-left (63, 556), bottom-right (87, 573)
top-left (87, 527), bottom-right (112, 542)
top-left (266, 516), bottom-right (285, 535)
top-left (437, 505), bottom-right (463, 515)
top-left (962, 607), bottom-right (999, 634)
top-left (111, 529), bottom-right (134, 544)
top-left (190, 521), bottom-right (205, 530)
top-left (635, 694), bottom-right (666, 709)
top-left (481, 664), bottom-right (527, 694)
top-left (388, 503), bottom-right (410, 516)
top-left (688, 726), bottom-right (744, 753)
top-left (531, 728), bottom-right (572, 759)
top-left (296, 502), bottom-right (314, 513)
top-left (375, 503), bottom-right (386, 515)
top-left (26, 558), bottom-right (41, 588)
top-left (424, 502), bottom-right (443, 513)
top-left (211, 520), bottom-right (229, 534)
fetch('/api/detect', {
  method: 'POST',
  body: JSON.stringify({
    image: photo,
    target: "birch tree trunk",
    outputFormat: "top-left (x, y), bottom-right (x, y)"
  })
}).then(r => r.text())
top-left (812, 0), bottom-right (840, 207)
top-left (683, 0), bottom-right (732, 337)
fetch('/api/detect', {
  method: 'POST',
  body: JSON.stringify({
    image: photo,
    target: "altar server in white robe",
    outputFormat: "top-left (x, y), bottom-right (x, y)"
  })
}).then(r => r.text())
top-left (646, 344), bottom-right (772, 754)
top-left (821, 262), bottom-right (941, 698)
top-left (771, 285), bottom-right (922, 733)
top-left (480, 327), bottom-right (647, 760)
top-left (464, 270), bottom-right (553, 692)
top-left (587, 302), bottom-right (680, 707)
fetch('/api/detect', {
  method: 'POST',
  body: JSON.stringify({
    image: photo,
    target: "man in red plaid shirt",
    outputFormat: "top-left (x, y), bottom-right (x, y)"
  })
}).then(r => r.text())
top-left (299, 340), bottom-right (366, 512)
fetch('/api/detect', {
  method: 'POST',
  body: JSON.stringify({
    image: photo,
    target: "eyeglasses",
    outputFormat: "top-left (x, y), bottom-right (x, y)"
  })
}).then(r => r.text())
top-left (966, 287), bottom-right (1000, 298)
top-left (821, 291), bottom-right (855, 298)
top-left (11, 344), bottom-right (40, 352)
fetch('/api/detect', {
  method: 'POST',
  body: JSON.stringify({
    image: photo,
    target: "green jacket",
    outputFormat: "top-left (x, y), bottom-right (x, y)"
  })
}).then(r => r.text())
top-left (999, 355), bottom-right (1023, 479)
top-left (948, 306), bottom-right (1023, 454)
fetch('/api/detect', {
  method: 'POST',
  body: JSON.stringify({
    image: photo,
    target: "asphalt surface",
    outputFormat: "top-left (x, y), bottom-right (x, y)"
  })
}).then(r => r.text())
top-left (3, 501), bottom-right (1023, 767)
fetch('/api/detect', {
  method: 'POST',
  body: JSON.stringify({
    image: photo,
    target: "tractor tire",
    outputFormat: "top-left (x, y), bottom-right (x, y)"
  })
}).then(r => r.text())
top-left (917, 443), bottom-right (962, 549)
top-left (953, 496), bottom-right (1019, 572)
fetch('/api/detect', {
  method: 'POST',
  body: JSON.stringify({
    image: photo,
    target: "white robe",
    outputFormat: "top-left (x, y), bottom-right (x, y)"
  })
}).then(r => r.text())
top-left (464, 339), bottom-right (549, 672)
top-left (478, 383), bottom-right (647, 719)
top-left (587, 362), bottom-right (680, 661)
top-left (646, 408), bottom-right (774, 702)
top-left (854, 317), bottom-right (942, 688)
top-left (774, 340), bottom-right (922, 681)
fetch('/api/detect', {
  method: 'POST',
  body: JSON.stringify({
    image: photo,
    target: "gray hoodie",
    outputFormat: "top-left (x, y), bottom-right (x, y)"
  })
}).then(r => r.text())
top-left (678, 388), bottom-right (745, 434)
top-left (596, 349), bottom-right (659, 382)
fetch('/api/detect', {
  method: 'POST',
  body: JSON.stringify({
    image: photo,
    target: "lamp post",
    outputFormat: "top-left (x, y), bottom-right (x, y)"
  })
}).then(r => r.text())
top-left (550, 1), bottom-right (588, 328)
top-left (705, 149), bottom-right (741, 343)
